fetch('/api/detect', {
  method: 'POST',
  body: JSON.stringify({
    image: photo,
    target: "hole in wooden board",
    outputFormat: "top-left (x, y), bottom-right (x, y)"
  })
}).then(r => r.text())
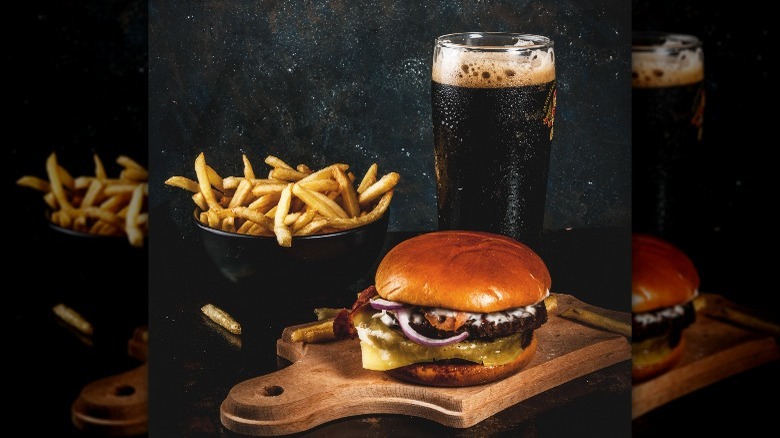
top-left (262, 385), bottom-right (284, 396)
top-left (114, 385), bottom-right (136, 397)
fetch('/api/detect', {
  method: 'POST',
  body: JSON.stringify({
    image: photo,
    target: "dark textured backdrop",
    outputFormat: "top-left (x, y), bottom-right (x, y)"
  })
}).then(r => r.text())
top-left (149, 0), bottom-right (631, 234)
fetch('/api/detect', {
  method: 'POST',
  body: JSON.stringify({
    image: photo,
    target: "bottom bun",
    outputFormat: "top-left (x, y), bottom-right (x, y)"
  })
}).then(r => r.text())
top-left (632, 337), bottom-right (686, 383)
top-left (385, 334), bottom-right (538, 387)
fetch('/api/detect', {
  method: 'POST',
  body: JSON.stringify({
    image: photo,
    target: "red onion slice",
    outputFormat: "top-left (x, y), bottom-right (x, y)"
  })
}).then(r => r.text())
top-left (369, 297), bottom-right (406, 311)
top-left (394, 308), bottom-right (469, 347)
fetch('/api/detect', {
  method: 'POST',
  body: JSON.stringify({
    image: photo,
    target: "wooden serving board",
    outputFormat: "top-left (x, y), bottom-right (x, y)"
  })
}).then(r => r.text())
top-left (220, 294), bottom-right (630, 436)
top-left (632, 293), bottom-right (780, 419)
top-left (72, 326), bottom-right (149, 436)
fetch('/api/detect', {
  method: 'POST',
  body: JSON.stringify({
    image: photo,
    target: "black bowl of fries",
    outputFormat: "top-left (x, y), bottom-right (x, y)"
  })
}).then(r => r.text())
top-left (194, 207), bottom-right (390, 289)
top-left (169, 153), bottom-right (399, 291)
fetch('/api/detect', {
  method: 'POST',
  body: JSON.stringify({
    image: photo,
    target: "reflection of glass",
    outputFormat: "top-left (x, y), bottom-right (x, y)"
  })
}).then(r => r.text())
top-left (632, 32), bottom-right (705, 239)
top-left (432, 32), bottom-right (556, 248)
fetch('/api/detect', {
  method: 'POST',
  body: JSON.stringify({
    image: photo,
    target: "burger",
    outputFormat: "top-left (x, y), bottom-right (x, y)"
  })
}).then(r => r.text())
top-left (337, 230), bottom-right (550, 387)
top-left (632, 233), bottom-right (699, 382)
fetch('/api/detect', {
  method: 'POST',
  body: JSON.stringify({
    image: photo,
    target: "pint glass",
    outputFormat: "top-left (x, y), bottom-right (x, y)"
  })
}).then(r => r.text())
top-left (432, 33), bottom-right (556, 247)
top-left (632, 32), bottom-right (705, 239)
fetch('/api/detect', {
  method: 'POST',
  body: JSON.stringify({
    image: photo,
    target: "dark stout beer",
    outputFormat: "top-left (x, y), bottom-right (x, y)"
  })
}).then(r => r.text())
top-left (432, 33), bottom-right (555, 247)
top-left (632, 32), bottom-right (704, 240)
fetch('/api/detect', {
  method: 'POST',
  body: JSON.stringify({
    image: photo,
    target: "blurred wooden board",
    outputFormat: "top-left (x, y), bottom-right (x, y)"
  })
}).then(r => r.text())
top-left (632, 294), bottom-right (780, 419)
top-left (71, 326), bottom-right (149, 436)
top-left (220, 293), bottom-right (630, 436)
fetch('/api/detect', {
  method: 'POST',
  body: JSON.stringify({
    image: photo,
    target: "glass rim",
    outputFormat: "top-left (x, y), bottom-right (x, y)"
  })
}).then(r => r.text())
top-left (632, 31), bottom-right (702, 52)
top-left (435, 32), bottom-right (553, 51)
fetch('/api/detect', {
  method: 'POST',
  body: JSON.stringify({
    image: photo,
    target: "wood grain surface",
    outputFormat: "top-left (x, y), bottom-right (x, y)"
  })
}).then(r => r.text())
top-left (632, 294), bottom-right (780, 419)
top-left (71, 326), bottom-right (149, 436)
top-left (220, 293), bottom-right (630, 436)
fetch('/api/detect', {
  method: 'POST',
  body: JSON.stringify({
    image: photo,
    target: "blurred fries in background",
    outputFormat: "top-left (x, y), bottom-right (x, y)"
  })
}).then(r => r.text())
top-left (165, 153), bottom-right (399, 247)
top-left (17, 152), bottom-right (148, 247)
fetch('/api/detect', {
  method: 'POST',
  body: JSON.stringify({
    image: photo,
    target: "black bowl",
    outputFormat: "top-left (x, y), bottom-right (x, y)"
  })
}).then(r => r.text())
top-left (194, 209), bottom-right (389, 291)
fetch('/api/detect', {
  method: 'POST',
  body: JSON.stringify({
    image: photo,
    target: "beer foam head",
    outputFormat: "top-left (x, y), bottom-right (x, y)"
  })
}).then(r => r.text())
top-left (632, 34), bottom-right (704, 88)
top-left (433, 34), bottom-right (555, 88)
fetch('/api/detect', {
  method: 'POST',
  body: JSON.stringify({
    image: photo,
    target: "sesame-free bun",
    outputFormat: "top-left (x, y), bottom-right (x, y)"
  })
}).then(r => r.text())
top-left (632, 233), bottom-right (699, 313)
top-left (386, 334), bottom-right (538, 387)
top-left (375, 230), bottom-right (550, 313)
top-left (632, 337), bottom-right (686, 382)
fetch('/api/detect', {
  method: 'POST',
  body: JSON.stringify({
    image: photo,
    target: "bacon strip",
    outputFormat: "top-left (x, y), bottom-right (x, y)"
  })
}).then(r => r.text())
top-left (424, 311), bottom-right (469, 332)
top-left (333, 285), bottom-right (378, 339)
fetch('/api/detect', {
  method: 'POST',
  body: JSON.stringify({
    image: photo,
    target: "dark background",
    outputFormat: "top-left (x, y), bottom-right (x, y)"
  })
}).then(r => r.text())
top-left (632, 1), bottom-right (777, 436)
top-left (148, 0), bottom-right (631, 235)
top-left (7, 1), bottom-right (148, 436)
top-left (632, 0), bottom-right (772, 307)
top-left (148, 1), bottom-right (633, 436)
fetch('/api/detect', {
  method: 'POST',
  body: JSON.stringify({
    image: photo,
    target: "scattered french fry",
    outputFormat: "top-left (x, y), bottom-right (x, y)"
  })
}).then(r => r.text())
top-left (559, 307), bottom-right (631, 337)
top-left (201, 303), bottom-right (241, 335)
top-left (695, 295), bottom-right (780, 336)
top-left (167, 153), bottom-right (399, 246)
top-left (53, 303), bottom-right (94, 336)
top-left (287, 319), bottom-right (338, 343)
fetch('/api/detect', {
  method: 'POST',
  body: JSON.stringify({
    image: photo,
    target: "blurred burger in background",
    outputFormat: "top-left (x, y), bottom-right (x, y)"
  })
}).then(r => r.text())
top-left (632, 233), bottom-right (699, 382)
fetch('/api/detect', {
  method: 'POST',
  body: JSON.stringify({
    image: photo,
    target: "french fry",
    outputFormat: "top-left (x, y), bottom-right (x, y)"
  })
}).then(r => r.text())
top-left (80, 179), bottom-right (104, 208)
top-left (270, 167), bottom-right (309, 182)
top-left (247, 192), bottom-right (281, 212)
top-left (297, 163), bottom-right (349, 184)
top-left (201, 303), bottom-right (242, 335)
top-left (559, 307), bottom-right (631, 338)
top-left (165, 176), bottom-right (200, 193)
top-left (358, 172), bottom-right (400, 207)
top-left (265, 154), bottom-right (294, 170)
top-left (16, 175), bottom-right (51, 192)
top-left (695, 295), bottom-right (780, 336)
top-left (231, 206), bottom-right (275, 230)
top-left (298, 178), bottom-right (339, 193)
top-left (333, 166), bottom-right (360, 217)
top-left (125, 184), bottom-right (146, 247)
top-left (327, 190), bottom-right (393, 229)
top-left (228, 178), bottom-right (254, 208)
top-left (116, 155), bottom-right (145, 171)
top-left (45, 152), bottom-right (73, 210)
top-left (53, 303), bottom-right (94, 336)
top-left (94, 153), bottom-right (107, 180)
top-left (274, 183), bottom-right (294, 247)
top-left (242, 154), bottom-right (256, 179)
top-left (292, 184), bottom-right (348, 219)
top-left (295, 218), bottom-right (329, 236)
top-left (120, 167), bottom-right (148, 182)
top-left (251, 182), bottom-right (289, 197)
top-left (291, 208), bottom-right (317, 233)
top-left (195, 153), bottom-right (221, 210)
top-left (286, 319), bottom-right (337, 343)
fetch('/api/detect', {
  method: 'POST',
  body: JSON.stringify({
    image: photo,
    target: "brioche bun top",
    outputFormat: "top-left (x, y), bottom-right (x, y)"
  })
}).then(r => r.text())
top-left (375, 230), bottom-right (550, 313)
top-left (632, 233), bottom-right (699, 313)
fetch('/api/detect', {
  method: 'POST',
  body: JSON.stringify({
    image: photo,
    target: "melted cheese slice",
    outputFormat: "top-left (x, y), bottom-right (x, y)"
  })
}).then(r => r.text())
top-left (354, 309), bottom-right (524, 371)
top-left (632, 335), bottom-right (675, 368)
